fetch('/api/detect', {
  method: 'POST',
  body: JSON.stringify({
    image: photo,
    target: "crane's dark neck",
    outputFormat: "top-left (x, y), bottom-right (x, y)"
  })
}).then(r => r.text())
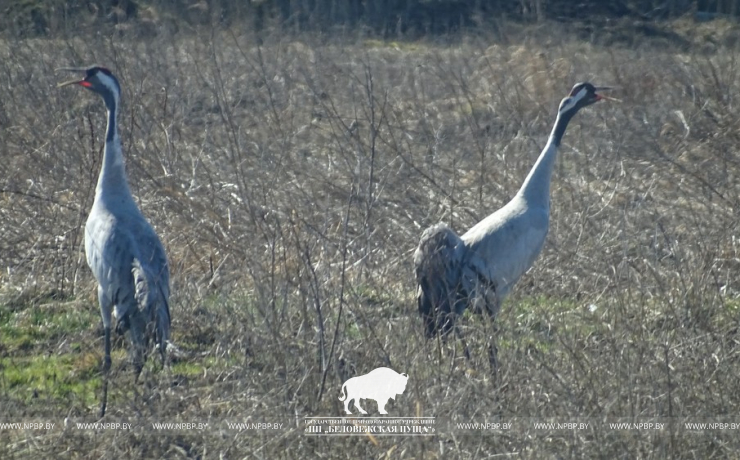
top-left (103, 92), bottom-right (117, 142)
top-left (96, 91), bottom-right (131, 198)
top-left (517, 109), bottom-right (575, 205)
top-left (551, 109), bottom-right (574, 147)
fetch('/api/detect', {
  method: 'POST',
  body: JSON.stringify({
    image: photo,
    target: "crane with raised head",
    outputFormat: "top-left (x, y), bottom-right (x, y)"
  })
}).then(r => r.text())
top-left (415, 82), bottom-right (614, 366)
top-left (58, 66), bottom-right (171, 416)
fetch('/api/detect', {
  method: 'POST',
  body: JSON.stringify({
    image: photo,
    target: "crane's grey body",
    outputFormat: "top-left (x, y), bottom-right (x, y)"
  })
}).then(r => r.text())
top-left (59, 66), bottom-right (170, 416)
top-left (415, 83), bottom-right (610, 354)
top-left (462, 197), bottom-right (548, 306)
top-left (85, 187), bottom-right (171, 346)
top-left (414, 171), bottom-right (550, 338)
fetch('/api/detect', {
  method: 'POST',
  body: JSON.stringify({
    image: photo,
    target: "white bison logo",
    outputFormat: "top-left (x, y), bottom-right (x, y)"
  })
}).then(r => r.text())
top-left (338, 367), bottom-right (409, 415)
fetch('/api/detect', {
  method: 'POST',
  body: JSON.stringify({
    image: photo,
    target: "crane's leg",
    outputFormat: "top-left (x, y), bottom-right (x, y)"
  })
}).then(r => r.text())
top-left (155, 310), bottom-right (166, 367)
top-left (159, 341), bottom-right (167, 367)
top-left (127, 310), bottom-right (147, 383)
top-left (487, 339), bottom-right (498, 373)
top-left (449, 292), bottom-right (471, 362)
top-left (100, 326), bottom-right (111, 418)
top-left (151, 306), bottom-right (169, 369)
top-left (483, 294), bottom-right (500, 374)
top-left (98, 287), bottom-right (113, 418)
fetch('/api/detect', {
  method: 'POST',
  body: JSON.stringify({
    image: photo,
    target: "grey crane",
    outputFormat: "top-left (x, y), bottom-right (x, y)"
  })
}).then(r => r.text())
top-left (414, 82), bottom-right (613, 364)
top-left (58, 66), bottom-right (171, 416)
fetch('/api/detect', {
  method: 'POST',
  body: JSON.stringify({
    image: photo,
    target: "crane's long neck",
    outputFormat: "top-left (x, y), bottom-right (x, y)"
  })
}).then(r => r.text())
top-left (96, 91), bottom-right (131, 198)
top-left (516, 110), bottom-right (574, 206)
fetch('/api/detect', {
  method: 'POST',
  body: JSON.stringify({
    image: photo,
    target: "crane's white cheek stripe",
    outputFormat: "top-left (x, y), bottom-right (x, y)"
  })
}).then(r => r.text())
top-left (98, 74), bottom-right (121, 98)
top-left (560, 98), bottom-right (576, 113)
top-left (571, 87), bottom-right (588, 104)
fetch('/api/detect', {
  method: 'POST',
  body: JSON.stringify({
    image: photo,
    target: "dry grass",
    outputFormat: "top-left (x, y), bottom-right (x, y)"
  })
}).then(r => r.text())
top-left (1, 22), bottom-right (740, 458)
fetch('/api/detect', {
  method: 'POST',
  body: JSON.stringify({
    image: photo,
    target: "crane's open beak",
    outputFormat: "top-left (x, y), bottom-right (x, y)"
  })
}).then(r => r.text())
top-left (57, 79), bottom-right (92, 88)
top-left (594, 86), bottom-right (620, 102)
top-left (56, 67), bottom-right (92, 88)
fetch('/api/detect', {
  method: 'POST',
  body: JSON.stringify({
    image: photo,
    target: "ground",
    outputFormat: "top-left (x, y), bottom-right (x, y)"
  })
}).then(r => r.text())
top-left (1, 18), bottom-right (740, 459)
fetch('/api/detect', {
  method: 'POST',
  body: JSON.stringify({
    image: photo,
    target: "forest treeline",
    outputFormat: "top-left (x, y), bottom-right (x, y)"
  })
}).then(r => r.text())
top-left (1, 0), bottom-right (737, 37)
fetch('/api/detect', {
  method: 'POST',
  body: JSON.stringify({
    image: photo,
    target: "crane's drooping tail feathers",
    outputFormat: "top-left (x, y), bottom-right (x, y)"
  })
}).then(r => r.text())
top-left (131, 258), bottom-right (170, 365)
top-left (414, 223), bottom-right (468, 337)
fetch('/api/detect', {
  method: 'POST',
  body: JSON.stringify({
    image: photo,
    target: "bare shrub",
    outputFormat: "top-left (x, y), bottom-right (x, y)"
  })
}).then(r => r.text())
top-left (1, 24), bottom-right (740, 458)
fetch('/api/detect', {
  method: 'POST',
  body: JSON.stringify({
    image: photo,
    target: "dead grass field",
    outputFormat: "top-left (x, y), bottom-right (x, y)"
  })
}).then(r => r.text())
top-left (1, 19), bottom-right (740, 458)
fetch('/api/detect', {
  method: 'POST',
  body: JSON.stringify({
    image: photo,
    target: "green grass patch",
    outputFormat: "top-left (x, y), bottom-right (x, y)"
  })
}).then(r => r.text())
top-left (354, 283), bottom-right (393, 307)
top-left (170, 361), bottom-right (204, 378)
top-left (720, 297), bottom-right (740, 317)
top-left (362, 39), bottom-right (423, 51)
top-left (0, 354), bottom-right (100, 406)
top-left (492, 295), bottom-right (605, 353)
top-left (171, 355), bottom-right (235, 378)
top-left (508, 296), bottom-right (593, 331)
top-left (0, 301), bottom-right (97, 352)
top-left (344, 322), bottom-right (361, 340)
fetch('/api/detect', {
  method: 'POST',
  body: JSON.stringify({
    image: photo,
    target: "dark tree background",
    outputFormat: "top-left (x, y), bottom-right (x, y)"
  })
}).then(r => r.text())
top-left (0, 0), bottom-right (735, 37)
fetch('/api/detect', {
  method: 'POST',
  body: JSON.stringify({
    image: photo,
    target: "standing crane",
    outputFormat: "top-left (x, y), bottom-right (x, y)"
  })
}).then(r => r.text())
top-left (58, 67), bottom-right (171, 416)
top-left (414, 82), bottom-right (613, 365)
